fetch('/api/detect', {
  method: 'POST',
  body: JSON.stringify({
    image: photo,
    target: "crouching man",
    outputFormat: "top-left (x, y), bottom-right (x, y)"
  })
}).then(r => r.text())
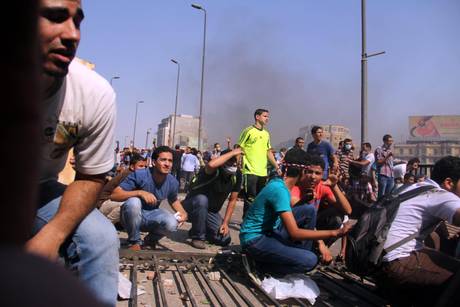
top-left (375, 156), bottom-right (460, 306)
top-left (182, 148), bottom-right (243, 249)
top-left (240, 149), bottom-right (351, 275)
top-left (111, 146), bottom-right (188, 250)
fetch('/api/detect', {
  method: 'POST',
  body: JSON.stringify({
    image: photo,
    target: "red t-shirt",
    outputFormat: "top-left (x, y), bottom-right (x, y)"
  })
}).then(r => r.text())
top-left (291, 181), bottom-right (335, 208)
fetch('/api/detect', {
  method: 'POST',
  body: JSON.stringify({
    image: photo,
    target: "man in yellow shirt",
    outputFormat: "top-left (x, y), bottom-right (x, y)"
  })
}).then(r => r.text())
top-left (238, 109), bottom-right (280, 216)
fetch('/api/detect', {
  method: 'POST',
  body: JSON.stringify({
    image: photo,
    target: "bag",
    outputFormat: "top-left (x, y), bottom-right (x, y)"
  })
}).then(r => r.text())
top-left (345, 184), bottom-right (436, 277)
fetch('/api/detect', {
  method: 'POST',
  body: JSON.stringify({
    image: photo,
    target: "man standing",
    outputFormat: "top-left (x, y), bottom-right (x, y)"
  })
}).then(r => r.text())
top-left (238, 109), bottom-right (279, 216)
top-left (375, 134), bottom-right (395, 198)
top-left (293, 137), bottom-right (305, 150)
top-left (181, 146), bottom-right (200, 192)
top-left (211, 142), bottom-right (222, 160)
top-left (182, 148), bottom-right (243, 249)
top-left (172, 144), bottom-right (182, 180)
top-left (335, 138), bottom-right (354, 186)
top-left (29, 0), bottom-right (119, 305)
top-left (306, 126), bottom-right (338, 179)
top-left (111, 146), bottom-right (188, 250)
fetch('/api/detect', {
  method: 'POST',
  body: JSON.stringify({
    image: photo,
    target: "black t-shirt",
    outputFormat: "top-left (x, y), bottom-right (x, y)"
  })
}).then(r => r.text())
top-left (186, 168), bottom-right (242, 213)
top-left (172, 150), bottom-right (183, 170)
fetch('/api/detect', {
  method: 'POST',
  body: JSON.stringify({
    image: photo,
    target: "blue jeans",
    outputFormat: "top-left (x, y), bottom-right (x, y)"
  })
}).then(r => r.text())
top-left (34, 182), bottom-right (119, 306)
top-left (121, 197), bottom-right (178, 244)
top-left (378, 174), bottom-right (395, 198)
top-left (243, 204), bottom-right (318, 275)
top-left (182, 194), bottom-right (231, 246)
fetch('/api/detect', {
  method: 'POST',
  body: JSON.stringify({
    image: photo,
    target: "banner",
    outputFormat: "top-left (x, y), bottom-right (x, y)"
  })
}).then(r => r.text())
top-left (409, 116), bottom-right (460, 140)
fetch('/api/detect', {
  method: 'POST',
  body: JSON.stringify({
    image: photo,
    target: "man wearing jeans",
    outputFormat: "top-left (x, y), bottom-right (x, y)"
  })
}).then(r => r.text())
top-left (182, 148), bottom-right (243, 249)
top-left (29, 1), bottom-right (119, 305)
top-left (111, 146), bottom-right (188, 250)
top-left (375, 134), bottom-right (395, 198)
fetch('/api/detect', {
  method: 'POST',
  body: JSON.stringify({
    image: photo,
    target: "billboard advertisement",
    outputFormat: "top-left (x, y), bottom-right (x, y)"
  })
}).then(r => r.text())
top-left (409, 115), bottom-right (460, 140)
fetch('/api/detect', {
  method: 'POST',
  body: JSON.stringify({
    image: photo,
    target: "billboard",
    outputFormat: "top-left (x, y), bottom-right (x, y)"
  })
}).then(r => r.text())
top-left (409, 116), bottom-right (460, 141)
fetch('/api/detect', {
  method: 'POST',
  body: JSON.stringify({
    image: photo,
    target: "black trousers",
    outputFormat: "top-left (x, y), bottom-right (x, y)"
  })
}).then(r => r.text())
top-left (242, 174), bottom-right (267, 218)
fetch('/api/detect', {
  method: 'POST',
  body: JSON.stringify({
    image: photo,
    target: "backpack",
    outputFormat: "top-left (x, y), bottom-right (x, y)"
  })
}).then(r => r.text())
top-left (345, 184), bottom-right (436, 277)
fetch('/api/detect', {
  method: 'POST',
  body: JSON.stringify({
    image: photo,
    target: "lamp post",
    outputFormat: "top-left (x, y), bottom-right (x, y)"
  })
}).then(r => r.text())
top-left (360, 0), bottom-right (385, 144)
top-left (170, 59), bottom-right (181, 148)
top-left (191, 3), bottom-right (207, 150)
top-left (110, 76), bottom-right (120, 86)
top-left (145, 128), bottom-right (151, 149)
top-left (132, 100), bottom-right (144, 148)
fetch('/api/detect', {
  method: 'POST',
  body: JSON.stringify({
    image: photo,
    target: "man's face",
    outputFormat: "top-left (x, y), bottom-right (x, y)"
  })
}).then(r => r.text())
top-left (130, 160), bottom-right (146, 171)
top-left (154, 152), bottom-right (173, 174)
top-left (301, 165), bottom-right (323, 188)
top-left (296, 139), bottom-right (305, 149)
top-left (215, 144), bottom-right (221, 151)
top-left (39, 0), bottom-right (83, 77)
top-left (384, 137), bottom-right (394, 147)
top-left (313, 129), bottom-right (323, 142)
top-left (256, 112), bottom-right (270, 125)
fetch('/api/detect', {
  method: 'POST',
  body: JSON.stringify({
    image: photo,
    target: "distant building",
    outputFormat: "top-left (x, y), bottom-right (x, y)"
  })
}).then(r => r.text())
top-left (394, 115), bottom-right (460, 164)
top-left (157, 114), bottom-right (207, 149)
top-left (299, 124), bottom-right (352, 150)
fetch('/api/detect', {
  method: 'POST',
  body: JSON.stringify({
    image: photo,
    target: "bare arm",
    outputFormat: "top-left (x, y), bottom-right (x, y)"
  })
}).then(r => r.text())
top-left (220, 192), bottom-right (239, 236)
top-left (267, 150), bottom-right (280, 171)
top-left (349, 159), bottom-right (370, 167)
top-left (26, 172), bottom-right (105, 259)
top-left (330, 185), bottom-right (352, 215)
top-left (170, 199), bottom-right (188, 223)
top-left (280, 211), bottom-right (350, 241)
top-left (111, 186), bottom-right (157, 204)
top-left (206, 148), bottom-right (242, 175)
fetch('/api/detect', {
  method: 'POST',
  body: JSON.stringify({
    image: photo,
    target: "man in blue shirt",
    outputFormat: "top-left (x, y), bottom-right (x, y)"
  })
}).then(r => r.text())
top-left (307, 126), bottom-right (338, 179)
top-left (111, 146), bottom-right (188, 250)
top-left (240, 150), bottom-right (351, 275)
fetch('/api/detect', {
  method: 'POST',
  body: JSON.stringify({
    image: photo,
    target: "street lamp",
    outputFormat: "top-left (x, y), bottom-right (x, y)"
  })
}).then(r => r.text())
top-left (132, 100), bottom-right (144, 148)
top-left (145, 128), bottom-right (151, 149)
top-left (110, 76), bottom-right (120, 86)
top-left (360, 0), bottom-right (385, 144)
top-left (191, 3), bottom-right (207, 150)
top-left (170, 59), bottom-right (181, 148)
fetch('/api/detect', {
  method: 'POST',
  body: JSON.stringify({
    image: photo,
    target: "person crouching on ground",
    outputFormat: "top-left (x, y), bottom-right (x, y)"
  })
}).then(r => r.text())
top-left (111, 146), bottom-right (188, 250)
top-left (239, 149), bottom-right (352, 275)
top-left (182, 147), bottom-right (243, 249)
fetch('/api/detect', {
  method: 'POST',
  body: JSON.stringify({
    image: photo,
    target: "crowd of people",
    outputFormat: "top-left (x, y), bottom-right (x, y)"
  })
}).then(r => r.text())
top-left (14, 1), bottom-right (459, 306)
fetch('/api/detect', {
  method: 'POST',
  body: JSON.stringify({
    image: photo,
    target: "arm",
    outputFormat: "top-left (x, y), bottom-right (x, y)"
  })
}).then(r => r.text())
top-left (111, 186), bottom-right (157, 204)
top-left (206, 148), bottom-right (242, 175)
top-left (267, 150), bottom-right (281, 174)
top-left (170, 199), bottom-right (188, 223)
top-left (220, 191), bottom-right (239, 236)
top-left (349, 159), bottom-right (370, 167)
top-left (26, 172), bottom-right (105, 259)
top-left (323, 174), bottom-right (352, 215)
top-left (280, 211), bottom-right (351, 241)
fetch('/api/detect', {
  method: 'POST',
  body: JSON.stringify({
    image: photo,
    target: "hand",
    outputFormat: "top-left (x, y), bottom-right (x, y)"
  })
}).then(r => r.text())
top-left (318, 243), bottom-right (333, 265)
top-left (219, 223), bottom-right (229, 236)
top-left (335, 221), bottom-right (353, 237)
top-left (26, 228), bottom-right (62, 261)
top-left (138, 190), bottom-right (157, 205)
top-left (275, 167), bottom-right (283, 176)
top-left (176, 211), bottom-right (188, 225)
top-left (324, 174), bottom-right (339, 187)
top-left (232, 147), bottom-right (243, 156)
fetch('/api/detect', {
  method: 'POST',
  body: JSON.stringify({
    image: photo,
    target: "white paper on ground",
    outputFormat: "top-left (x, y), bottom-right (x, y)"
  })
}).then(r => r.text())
top-left (118, 272), bottom-right (146, 299)
top-left (261, 273), bottom-right (320, 305)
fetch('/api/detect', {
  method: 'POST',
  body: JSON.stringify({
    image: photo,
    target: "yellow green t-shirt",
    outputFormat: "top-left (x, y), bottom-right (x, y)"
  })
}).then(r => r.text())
top-left (238, 125), bottom-right (271, 176)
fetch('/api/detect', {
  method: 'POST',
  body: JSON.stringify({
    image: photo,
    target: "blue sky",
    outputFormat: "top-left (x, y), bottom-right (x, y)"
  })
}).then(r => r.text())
top-left (77, 0), bottom-right (460, 148)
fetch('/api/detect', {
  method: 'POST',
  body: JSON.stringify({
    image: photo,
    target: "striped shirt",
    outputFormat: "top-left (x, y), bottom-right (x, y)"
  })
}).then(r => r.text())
top-left (375, 145), bottom-right (394, 177)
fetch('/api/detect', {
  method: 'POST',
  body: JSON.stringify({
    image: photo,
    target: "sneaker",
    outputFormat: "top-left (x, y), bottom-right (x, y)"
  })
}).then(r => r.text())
top-left (191, 239), bottom-right (206, 249)
top-left (128, 244), bottom-right (141, 251)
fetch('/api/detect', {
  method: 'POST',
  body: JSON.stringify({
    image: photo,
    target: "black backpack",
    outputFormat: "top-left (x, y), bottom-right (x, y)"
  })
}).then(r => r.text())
top-left (345, 184), bottom-right (437, 277)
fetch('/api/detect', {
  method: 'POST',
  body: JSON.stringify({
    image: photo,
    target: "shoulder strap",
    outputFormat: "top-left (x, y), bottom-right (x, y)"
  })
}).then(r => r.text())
top-left (190, 169), bottom-right (220, 191)
top-left (383, 185), bottom-right (438, 253)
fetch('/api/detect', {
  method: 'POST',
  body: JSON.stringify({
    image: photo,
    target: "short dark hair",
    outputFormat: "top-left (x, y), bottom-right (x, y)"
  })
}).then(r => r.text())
top-left (307, 154), bottom-right (325, 170)
top-left (311, 125), bottom-right (322, 134)
top-left (284, 148), bottom-right (309, 178)
top-left (344, 138), bottom-right (352, 143)
top-left (214, 143), bottom-right (220, 147)
top-left (431, 156), bottom-right (460, 185)
top-left (295, 137), bottom-right (304, 144)
top-left (152, 146), bottom-right (173, 160)
top-left (362, 142), bottom-right (372, 150)
top-left (254, 108), bottom-right (269, 119)
top-left (175, 144), bottom-right (180, 150)
top-left (407, 157), bottom-right (420, 166)
top-left (383, 134), bottom-right (392, 142)
top-left (130, 153), bottom-right (145, 165)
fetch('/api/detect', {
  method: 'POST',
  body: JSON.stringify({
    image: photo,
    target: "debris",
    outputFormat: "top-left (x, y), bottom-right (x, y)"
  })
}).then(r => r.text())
top-left (118, 272), bottom-right (146, 299)
top-left (207, 271), bottom-right (221, 281)
top-left (146, 271), bottom-right (156, 280)
top-left (180, 293), bottom-right (190, 301)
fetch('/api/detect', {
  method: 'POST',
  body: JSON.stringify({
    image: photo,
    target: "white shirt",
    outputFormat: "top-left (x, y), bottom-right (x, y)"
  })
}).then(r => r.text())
top-left (362, 152), bottom-right (375, 176)
top-left (40, 60), bottom-right (117, 183)
top-left (383, 180), bottom-right (460, 262)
